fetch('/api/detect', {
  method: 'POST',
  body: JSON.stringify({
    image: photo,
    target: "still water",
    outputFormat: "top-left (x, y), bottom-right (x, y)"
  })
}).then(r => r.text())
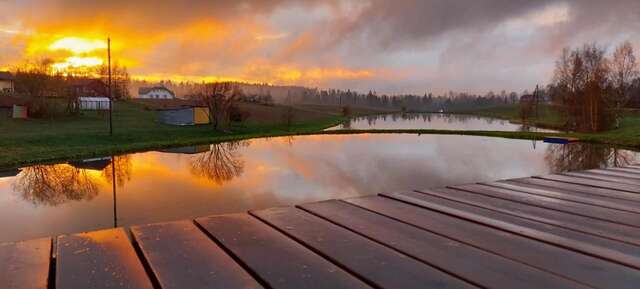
top-left (327, 113), bottom-right (554, 131)
top-left (0, 134), bottom-right (637, 242)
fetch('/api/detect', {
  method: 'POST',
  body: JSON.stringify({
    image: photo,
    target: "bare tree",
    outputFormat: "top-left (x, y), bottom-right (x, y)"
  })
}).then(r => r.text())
top-left (199, 82), bottom-right (243, 131)
top-left (97, 62), bottom-right (131, 100)
top-left (550, 43), bottom-right (613, 132)
top-left (610, 41), bottom-right (639, 127)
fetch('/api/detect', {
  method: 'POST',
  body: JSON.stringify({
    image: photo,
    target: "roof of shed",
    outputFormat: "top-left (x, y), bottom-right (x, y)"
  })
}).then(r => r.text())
top-left (0, 71), bottom-right (14, 81)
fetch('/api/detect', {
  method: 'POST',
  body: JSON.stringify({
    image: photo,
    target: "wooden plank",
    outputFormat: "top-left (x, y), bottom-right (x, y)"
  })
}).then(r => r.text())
top-left (130, 220), bottom-right (262, 289)
top-left (486, 181), bottom-right (640, 214)
top-left (196, 214), bottom-right (371, 289)
top-left (414, 187), bottom-right (640, 246)
top-left (563, 171), bottom-right (640, 186)
top-left (382, 190), bottom-right (640, 269)
top-left (251, 207), bottom-right (473, 289)
top-left (344, 196), bottom-right (640, 289)
top-left (452, 184), bottom-right (640, 227)
top-left (589, 169), bottom-right (640, 180)
top-left (606, 167), bottom-right (640, 175)
top-left (56, 228), bottom-right (154, 289)
top-left (625, 165), bottom-right (640, 170)
top-left (536, 174), bottom-right (640, 193)
top-left (299, 199), bottom-right (591, 289)
top-left (0, 238), bottom-right (51, 289)
top-left (512, 177), bottom-right (640, 203)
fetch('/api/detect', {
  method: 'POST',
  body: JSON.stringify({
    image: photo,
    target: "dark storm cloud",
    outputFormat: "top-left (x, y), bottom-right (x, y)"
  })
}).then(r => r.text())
top-left (2, 0), bottom-right (639, 93)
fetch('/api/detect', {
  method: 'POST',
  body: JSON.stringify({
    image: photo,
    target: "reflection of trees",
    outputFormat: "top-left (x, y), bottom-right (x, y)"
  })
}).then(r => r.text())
top-left (545, 143), bottom-right (637, 173)
top-left (101, 155), bottom-right (132, 188)
top-left (190, 141), bottom-right (249, 185)
top-left (12, 164), bottom-right (100, 206)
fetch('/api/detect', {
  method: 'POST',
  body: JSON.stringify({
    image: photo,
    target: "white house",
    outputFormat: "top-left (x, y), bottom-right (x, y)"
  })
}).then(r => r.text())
top-left (138, 86), bottom-right (176, 99)
top-left (0, 71), bottom-right (15, 94)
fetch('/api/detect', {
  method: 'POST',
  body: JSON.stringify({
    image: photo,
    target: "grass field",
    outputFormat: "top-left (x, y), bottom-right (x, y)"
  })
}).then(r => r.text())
top-left (0, 101), bottom-right (355, 167)
top-left (3, 101), bottom-right (640, 168)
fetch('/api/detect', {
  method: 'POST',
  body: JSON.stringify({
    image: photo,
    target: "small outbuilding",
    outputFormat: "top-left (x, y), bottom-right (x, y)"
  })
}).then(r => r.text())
top-left (158, 106), bottom-right (210, 126)
top-left (78, 97), bottom-right (111, 111)
top-left (0, 71), bottom-right (15, 94)
top-left (0, 96), bottom-right (29, 118)
top-left (12, 105), bottom-right (28, 119)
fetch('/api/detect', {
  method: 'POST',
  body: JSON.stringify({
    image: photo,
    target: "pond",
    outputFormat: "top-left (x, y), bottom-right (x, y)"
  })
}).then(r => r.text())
top-left (0, 134), bottom-right (637, 242)
top-left (326, 113), bottom-right (555, 131)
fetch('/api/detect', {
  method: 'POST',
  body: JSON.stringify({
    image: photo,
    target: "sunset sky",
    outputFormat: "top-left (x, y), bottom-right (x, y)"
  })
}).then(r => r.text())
top-left (0, 0), bottom-right (639, 94)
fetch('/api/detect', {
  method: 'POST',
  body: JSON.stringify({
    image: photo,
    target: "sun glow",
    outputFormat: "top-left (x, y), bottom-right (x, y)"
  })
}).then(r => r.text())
top-left (48, 37), bottom-right (107, 54)
top-left (51, 56), bottom-right (104, 71)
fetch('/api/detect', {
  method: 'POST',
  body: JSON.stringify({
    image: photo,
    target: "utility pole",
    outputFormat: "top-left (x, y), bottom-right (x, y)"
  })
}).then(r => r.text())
top-left (111, 155), bottom-right (117, 227)
top-left (108, 37), bottom-right (113, 136)
top-left (534, 84), bottom-right (540, 124)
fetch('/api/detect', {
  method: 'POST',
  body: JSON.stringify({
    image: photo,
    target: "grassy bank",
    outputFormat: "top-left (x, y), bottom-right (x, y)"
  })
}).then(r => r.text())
top-left (448, 104), bottom-right (640, 148)
top-left (3, 101), bottom-right (640, 168)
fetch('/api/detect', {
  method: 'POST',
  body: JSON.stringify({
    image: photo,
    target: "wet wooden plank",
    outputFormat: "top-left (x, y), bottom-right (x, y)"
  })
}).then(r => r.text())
top-left (414, 187), bottom-right (640, 246)
top-left (251, 207), bottom-right (473, 289)
top-left (131, 220), bottom-right (262, 289)
top-left (382, 190), bottom-right (640, 269)
top-left (512, 178), bottom-right (640, 203)
top-left (563, 171), bottom-right (640, 186)
top-left (0, 238), bottom-right (51, 289)
top-left (344, 196), bottom-right (640, 289)
top-left (486, 181), bottom-right (640, 214)
top-left (589, 169), bottom-right (640, 180)
top-left (196, 214), bottom-right (371, 289)
top-left (300, 199), bottom-right (591, 289)
top-left (452, 184), bottom-right (640, 227)
top-left (56, 228), bottom-right (154, 289)
top-left (607, 167), bottom-right (640, 175)
top-left (536, 174), bottom-right (640, 193)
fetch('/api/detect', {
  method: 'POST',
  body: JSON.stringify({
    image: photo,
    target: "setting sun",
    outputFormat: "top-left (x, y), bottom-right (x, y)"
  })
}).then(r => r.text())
top-left (48, 37), bottom-right (107, 54)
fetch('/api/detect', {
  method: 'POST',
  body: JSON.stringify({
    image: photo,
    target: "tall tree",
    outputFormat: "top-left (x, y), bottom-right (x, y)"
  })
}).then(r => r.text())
top-left (610, 41), bottom-right (639, 126)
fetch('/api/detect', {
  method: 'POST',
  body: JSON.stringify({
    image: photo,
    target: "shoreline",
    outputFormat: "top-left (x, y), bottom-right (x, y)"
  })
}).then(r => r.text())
top-left (3, 125), bottom-right (636, 170)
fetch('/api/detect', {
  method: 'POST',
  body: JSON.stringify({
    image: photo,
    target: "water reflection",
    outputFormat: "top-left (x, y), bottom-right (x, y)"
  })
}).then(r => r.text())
top-left (12, 164), bottom-right (100, 206)
top-left (545, 143), bottom-right (636, 173)
top-left (190, 141), bottom-right (249, 185)
top-left (1, 134), bottom-right (638, 242)
top-left (327, 113), bottom-right (553, 132)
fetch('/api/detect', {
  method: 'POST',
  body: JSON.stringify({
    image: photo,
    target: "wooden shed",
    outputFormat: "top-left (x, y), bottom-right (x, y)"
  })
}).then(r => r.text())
top-left (193, 107), bottom-right (210, 125)
top-left (158, 106), bottom-right (210, 126)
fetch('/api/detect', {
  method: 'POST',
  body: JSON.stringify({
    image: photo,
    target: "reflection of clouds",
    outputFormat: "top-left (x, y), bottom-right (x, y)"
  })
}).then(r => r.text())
top-left (5, 134), bottom-right (639, 243)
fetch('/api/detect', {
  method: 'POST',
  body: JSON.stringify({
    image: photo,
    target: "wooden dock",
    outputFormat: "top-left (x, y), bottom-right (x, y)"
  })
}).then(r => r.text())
top-left (3, 166), bottom-right (640, 289)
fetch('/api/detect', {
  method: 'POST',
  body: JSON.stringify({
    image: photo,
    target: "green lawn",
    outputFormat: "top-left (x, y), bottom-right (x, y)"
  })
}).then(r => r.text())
top-left (3, 101), bottom-right (640, 168)
top-left (0, 101), bottom-right (348, 167)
